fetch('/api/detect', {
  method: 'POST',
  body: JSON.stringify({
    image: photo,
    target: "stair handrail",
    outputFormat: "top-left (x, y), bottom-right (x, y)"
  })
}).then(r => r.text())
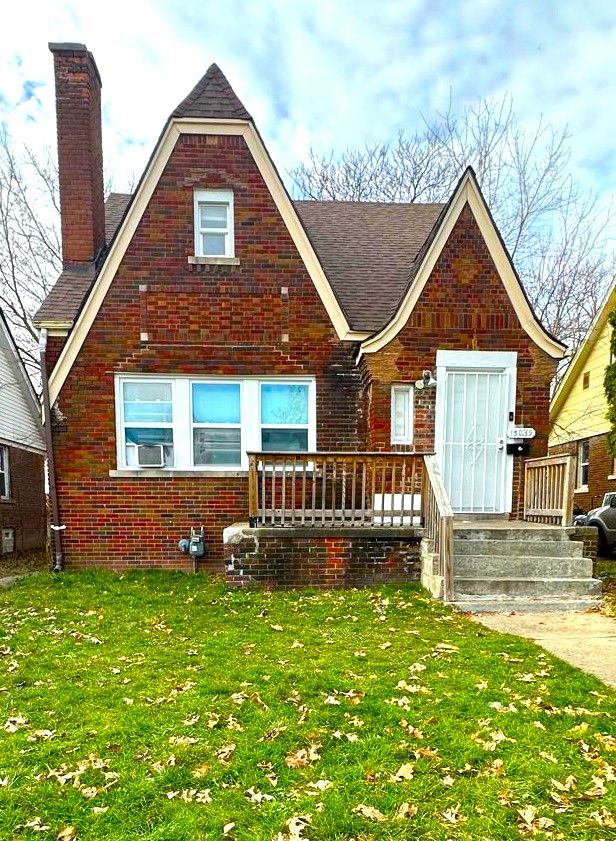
top-left (422, 454), bottom-right (455, 602)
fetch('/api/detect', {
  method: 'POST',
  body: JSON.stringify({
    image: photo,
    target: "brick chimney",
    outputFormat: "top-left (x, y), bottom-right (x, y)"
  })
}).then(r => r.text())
top-left (49, 42), bottom-right (105, 267)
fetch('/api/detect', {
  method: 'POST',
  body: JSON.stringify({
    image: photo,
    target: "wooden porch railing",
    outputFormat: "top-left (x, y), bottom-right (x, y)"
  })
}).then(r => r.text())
top-left (247, 452), bottom-right (425, 528)
top-left (523, 454), bottom-right (576, 526)
top-left (421, 454), bottom-right (455, 602)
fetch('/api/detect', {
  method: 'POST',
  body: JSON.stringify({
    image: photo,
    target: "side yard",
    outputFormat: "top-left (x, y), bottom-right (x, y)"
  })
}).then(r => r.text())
top-left (0, 574), bottom-right (615, 840)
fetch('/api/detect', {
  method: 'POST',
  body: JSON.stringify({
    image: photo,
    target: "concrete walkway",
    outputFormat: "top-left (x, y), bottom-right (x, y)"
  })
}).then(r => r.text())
top-left (473, 610), bottom-right (616, 688)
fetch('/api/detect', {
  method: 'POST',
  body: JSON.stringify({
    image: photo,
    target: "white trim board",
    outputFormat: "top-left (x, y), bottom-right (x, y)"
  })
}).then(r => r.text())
top-left (358, 171), bottom-right (565, 362)
top-left (47, 118), bottom-right (353, 406)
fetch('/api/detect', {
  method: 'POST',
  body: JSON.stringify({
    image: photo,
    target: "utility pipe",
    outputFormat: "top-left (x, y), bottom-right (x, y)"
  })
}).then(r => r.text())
top-left (39, 329), bottom-right (64, 571)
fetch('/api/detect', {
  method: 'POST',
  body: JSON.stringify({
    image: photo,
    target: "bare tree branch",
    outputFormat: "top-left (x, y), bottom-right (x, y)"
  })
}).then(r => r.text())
top-left (291, 94), bottom-right (615, 359)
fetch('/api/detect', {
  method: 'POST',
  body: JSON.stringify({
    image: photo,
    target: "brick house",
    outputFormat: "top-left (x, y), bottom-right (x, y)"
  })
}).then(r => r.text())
top-left (0, 309), bottom-right (46, 556)
top-left (549, 279), bottom-right (616, 513)
top-left (36, 43), bottom-right (568, 577)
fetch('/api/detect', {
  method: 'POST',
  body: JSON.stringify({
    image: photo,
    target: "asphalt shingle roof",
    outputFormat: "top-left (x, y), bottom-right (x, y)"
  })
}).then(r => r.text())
top-left (171, 64), bottom-right (252, 121)
top-left (34, 194), bottom-right (132, 325)
top-left (294, 201), bottom-right (443, 331)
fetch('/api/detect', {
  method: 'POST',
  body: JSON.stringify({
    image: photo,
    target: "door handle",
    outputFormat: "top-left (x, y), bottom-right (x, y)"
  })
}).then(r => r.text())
top-left (497, 437), bottom-right (505, 450)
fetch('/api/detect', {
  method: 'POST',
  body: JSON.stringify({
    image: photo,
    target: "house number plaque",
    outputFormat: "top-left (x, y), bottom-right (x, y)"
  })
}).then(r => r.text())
top-left (507, 426), bottom-right (536, 439)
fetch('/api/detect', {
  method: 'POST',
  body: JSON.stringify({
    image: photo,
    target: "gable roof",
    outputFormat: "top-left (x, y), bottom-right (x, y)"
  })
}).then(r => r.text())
top-left (359, 168), bottom-right (566, 360)
top-left (171, 64), bottom-right (252, 121)
top-left (40, 66), bottom-right (566, 404)
top-left (551, 278), bottom-right (616, 420)
top-left (0, 309), bottom-right (45, 452)
top-left (38, 193), bottom-right (444, 332)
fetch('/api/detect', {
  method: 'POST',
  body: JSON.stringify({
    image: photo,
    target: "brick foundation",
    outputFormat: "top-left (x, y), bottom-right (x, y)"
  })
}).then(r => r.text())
top-left (223, 523), bottom-right (421, 588)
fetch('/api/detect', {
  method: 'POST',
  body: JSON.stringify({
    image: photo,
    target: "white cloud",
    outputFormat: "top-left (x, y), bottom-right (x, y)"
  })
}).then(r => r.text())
top-left (0, 0), bottom-right (615, 203)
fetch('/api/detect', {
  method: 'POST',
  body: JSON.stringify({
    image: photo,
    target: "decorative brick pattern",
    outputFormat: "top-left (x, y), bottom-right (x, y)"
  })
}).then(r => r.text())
top-left (224, 524), bottom-right (421, 588)
top-left (0, 446), bottom-right (46, 553)
top-left (359, 206), bottom-right (557, 517)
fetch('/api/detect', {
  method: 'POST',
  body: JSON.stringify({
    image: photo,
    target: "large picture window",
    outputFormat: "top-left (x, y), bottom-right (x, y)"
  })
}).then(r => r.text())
top-left (116, 376), bottom-right (315, 471)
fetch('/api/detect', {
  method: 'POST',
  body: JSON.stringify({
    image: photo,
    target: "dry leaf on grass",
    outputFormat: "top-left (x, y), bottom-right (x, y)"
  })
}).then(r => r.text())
top-left (395, 802), bottom-right (418, 819)
top-left (57, 828), bottom-right (77, 840)
top-left (442, 803), bottom-right (465, 824)
top-left (390, 763), bottom-right (414, 782)
top-left (352, 803), bottom-right (388, 822)
top-left (216, 743), bottom-right (236, 763)
top-left (285, 744), bottom-right (321, 768)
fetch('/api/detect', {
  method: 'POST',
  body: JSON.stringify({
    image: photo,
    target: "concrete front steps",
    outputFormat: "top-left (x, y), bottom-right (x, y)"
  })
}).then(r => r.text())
top-left (452, 526), bottom-right (601, 613)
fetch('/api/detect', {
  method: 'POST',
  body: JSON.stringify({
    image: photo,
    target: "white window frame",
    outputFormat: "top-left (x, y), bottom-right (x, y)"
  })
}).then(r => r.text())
top-left (194, 189), bottom-right (234, 258)
top-left (0, 445), bottom-right (9, 498)
top-left (118, 378), bottom-right (175, 468)
top-left (115, 375), bottom-right (316, 472)
top-left (577, 439), bottom-right (589, 490)
top-left (391, 385), bottom-right (414, 445)
top-left (259, 381), bottom-right (312, 453)
top-left (191, 380), bottom-right (243, 468)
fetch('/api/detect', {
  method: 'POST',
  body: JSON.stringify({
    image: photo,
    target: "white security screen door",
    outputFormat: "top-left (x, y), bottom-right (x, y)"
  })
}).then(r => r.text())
top-left (435, 351), bottom-right (516, 514)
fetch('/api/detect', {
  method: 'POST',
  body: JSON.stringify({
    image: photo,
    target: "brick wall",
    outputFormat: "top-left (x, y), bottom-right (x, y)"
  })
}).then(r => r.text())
top-left (360, 205), bottom-right (557, 517)
top-left (550, 433), bottom-right (615, 513)
top-left (52, 133), bottom-right (362, 569)
top-left (224, 524), bottom-right (420, 588)
top-left (0, 445), bottom-right (46, 553)
top-left (50, 133), bottom-right (556, 570)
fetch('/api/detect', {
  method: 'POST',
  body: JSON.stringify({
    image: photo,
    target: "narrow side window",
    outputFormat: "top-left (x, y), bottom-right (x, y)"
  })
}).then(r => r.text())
top-left (391, 385), bottom-right (414, 445)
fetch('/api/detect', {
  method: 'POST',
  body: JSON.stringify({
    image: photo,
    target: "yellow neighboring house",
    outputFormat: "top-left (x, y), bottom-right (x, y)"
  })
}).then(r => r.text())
top-left (549, 281), bottom-right (616, 512)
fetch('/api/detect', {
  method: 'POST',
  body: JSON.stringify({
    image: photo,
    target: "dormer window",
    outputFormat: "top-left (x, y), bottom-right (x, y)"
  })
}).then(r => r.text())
top-left (194, 189), bottom-right (234, 257)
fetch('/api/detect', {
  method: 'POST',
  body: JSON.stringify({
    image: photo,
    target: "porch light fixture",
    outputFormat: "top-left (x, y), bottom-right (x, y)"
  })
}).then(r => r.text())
top-left (415, 370), bottom-right (437, 390)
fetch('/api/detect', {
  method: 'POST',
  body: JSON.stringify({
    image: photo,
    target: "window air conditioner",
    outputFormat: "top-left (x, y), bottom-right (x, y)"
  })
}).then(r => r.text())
top-left (137, 444), bottom-right (165, 467)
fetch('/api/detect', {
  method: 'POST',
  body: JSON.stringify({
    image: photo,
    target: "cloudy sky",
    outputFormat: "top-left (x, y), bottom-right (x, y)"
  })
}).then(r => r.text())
top-left (1, 0), bottom-right (615, 201)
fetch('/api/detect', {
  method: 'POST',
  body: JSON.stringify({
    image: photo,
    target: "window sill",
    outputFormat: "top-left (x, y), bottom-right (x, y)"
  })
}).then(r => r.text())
top-left (0, 496), bottom-right (13, 503)
top-left (109, 469), bottom-right (248, 479)
top-left (187, 255), bottom-right (240, 266)
top-left (609, 475), bottom-right (616, 481)
top-left (574, 486), bottom-right (589, 494)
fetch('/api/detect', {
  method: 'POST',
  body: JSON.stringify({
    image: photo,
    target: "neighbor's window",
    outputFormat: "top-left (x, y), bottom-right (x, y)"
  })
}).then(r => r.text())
top-left (260, 383), bottom-right (310, 452)
top-left (116, 377), bottom-right (315, 470)
top-left (391, 385), bottom-right (414, 445)
top-left (121, 380), bottom-right (174, 467)
top-left (577, 439), bottom-right (589, 488)
top-left (192, 382), bottom-right (242, 466)
top-left (194, 189), bottom-right (234, 257)
top-left (0, 446), bottom-right (9, 497)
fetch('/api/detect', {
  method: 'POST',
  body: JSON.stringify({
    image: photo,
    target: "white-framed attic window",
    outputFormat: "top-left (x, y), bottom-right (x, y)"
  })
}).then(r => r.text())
top-left (0, 445), bottom-right (9, 498)
top-left (391, 385), bottom-right (414, 445)
top-left (194, 189), bottom-right (234, 257)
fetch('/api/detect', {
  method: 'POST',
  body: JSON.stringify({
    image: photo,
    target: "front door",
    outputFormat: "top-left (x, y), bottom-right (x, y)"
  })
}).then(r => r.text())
top-left (435, 351), bottom-right (517, 514)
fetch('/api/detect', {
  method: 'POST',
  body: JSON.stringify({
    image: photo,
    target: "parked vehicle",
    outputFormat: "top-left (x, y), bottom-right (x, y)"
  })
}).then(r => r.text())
top-left (576, 493), bottom-right (616, 553)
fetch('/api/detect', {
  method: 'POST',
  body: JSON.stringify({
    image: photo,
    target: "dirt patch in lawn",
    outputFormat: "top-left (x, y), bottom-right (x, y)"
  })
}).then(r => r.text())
top-left (0, 548), bottom-right (48, 579)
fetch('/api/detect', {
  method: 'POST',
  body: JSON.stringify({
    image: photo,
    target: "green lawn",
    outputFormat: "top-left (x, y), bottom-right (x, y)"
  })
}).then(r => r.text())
top-left (1, 573), bottom-right (615, 840)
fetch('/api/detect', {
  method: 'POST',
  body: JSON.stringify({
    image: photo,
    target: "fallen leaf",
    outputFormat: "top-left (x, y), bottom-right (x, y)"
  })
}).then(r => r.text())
top-left (396, 801), bottom-right (418, 819)
top-left (352, 803), bottom-right (387, 822)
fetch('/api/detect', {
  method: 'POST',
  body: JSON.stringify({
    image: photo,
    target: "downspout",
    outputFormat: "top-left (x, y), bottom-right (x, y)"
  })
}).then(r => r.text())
top-left (39, 329), bottom-right (64, 572)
